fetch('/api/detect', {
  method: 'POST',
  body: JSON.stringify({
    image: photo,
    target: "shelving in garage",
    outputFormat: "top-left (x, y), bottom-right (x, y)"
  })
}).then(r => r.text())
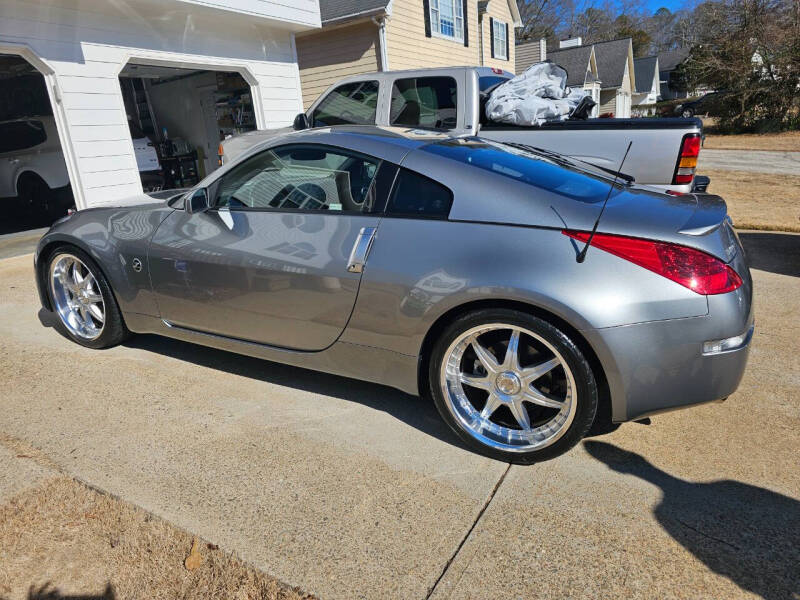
top-left (119, 64), bottom-right (258, 191)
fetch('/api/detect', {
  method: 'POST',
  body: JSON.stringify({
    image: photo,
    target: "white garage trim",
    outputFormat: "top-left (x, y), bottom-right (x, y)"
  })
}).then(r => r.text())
top-left (0, 41), bottom-right (86, 209)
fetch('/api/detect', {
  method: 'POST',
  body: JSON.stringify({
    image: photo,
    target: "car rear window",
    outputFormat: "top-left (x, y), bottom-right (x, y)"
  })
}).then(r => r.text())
top-left (0, 120), bottom-right (46, 153)
top-left (388, 168), bottom-right (453, 218)
top-left (421, 138), bottom-right (618, 203)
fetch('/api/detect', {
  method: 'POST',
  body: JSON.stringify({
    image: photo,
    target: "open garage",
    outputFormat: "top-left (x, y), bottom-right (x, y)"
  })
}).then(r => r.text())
top-left (0, 54), bottom-right (73, 233)
top-left (0, 0), bottom-right (317, 219)
top-left (118, 64), bottom-right (258, 191)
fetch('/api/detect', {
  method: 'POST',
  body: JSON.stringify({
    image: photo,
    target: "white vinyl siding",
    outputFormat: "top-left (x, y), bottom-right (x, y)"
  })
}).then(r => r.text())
top-left (0, 0), bottom-right (309, 209)
top-left (492, 20), bottom-right (508, 60)
top-left (430, 0), bottom-right (464, 42)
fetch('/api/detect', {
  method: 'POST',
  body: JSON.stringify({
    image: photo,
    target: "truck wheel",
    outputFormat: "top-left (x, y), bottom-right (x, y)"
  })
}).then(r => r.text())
top-left (428, 308), bottom-right (598, 463)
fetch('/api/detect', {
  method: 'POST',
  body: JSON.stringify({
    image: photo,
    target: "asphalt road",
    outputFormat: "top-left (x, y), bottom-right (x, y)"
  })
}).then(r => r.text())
top-left (1, 232), bottom-right (798, 599)
top-left (700, 148), bottom-right (800, 175)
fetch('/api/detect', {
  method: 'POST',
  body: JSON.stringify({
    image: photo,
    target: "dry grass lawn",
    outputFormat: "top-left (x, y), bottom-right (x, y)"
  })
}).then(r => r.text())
top-left (0, 475), bottom-right (315, 600)
top-left (704, 169), bottom-right (800, 232)
top-left (703, 130), bottom-right (800, 152)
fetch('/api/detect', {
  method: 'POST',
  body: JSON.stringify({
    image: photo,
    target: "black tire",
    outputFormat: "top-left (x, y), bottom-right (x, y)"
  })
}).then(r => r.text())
top-left (45, 244), bottom-right (130, 349)
top-left (427, 308), bottom-right (598, 464)
top-left (681, 108), bottom-right (695, 118)
top-left (18, 173), bottom-right (66, 222)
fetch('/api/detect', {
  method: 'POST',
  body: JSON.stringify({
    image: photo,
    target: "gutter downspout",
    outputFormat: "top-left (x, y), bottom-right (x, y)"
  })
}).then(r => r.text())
top-left (477, 1), bottom-right (489, 66)
top-left (372, 15), bottom-right (390, 71)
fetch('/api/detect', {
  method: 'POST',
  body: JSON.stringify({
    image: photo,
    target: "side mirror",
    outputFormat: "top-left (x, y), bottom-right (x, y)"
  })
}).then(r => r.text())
top-left (293, 113), bottom-right (310, 131)
top-left (186, 188), bottom-right (210, 214)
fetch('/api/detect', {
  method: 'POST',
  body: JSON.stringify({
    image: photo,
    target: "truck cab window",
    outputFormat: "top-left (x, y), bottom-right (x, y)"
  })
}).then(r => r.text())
top-left (311, 81), bottom-right (380, 127)
top-left (390, 77), bottom-right (457, 129)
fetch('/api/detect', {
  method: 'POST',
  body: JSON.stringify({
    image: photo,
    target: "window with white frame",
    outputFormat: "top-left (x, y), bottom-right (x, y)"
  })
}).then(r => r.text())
top-left (492, 20), bottom-right (508, 60)
top-left (430, 0), bottom-right (464, 41)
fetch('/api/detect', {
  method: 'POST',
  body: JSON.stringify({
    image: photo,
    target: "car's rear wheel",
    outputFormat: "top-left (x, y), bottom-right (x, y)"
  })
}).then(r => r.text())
top-left (681, 108), bottom-right (695, 118)
top-left (428, 309), bottom-right (597, 463)
top-left (46, 246), bottom-right (128, 349)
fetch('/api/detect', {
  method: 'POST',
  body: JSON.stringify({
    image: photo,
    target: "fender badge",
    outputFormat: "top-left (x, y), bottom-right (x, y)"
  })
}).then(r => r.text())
top-left (132, 258), bottom-right (143, 273)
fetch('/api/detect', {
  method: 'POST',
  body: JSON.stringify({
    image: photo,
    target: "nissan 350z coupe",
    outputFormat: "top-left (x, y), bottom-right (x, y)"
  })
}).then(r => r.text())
top-left (34, 126), bottom-right (754, 463)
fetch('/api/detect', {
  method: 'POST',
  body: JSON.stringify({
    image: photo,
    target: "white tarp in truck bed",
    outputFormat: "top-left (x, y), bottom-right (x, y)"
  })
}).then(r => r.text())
top-left (486, 62), bottom-right (589, 126)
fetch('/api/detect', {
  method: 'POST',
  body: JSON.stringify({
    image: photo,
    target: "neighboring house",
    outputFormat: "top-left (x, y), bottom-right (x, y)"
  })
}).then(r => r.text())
top-left (0, 0), bottom-right (320, 209)
top-left (658, 47), bottom-right (691, 100)
top-left (633, 55), bottom-right (660, 112)
top-left (515, 38), bottom-right (547, 73)
top-left (591, 38), bottom-right (635, 118)
top-left (295, 0), bottom-right (522, 109)
top-left (546, 42), bottom-right (601, 117)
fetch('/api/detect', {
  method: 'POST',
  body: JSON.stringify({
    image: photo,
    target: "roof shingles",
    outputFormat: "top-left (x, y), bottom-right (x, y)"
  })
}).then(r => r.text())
top-left (319, 0), bottom-right (389, 24)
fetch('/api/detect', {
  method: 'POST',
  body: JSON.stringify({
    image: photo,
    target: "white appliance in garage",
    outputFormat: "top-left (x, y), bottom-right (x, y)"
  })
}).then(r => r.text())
top-left (0, 0), bottom-right (321, 209)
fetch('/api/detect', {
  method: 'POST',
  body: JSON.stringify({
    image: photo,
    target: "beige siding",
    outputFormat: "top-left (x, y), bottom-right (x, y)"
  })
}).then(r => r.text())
top-left (385, 0), bottom-right (480, 70)
top-left (296, 22), bottom-right (380, 109)
top-left (482, 0), bottom-right (515, 71)
top-left (515, 40), bottom-right (544, 73)
top-left (599, 89), bottom-right (617, 116)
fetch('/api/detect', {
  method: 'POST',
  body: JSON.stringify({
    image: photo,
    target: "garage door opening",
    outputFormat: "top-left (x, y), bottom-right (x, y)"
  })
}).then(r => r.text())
top-left (0, 54), bottom-right (74, 234)
top-left (119, 64), bottom-right (257, 191)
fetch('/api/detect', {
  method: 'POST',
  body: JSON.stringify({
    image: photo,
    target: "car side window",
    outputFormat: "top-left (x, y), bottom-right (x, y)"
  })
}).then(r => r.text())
top-left (389, 77), bottom-right (457, 129)
top-left (311, 81), bottom-right (380, 127)
top-left (387, 168), bottom-right (453, 218)
top-left (0, 120), bottom-right (46, 154)
top-left (214, 145), bottom-right (380, 213)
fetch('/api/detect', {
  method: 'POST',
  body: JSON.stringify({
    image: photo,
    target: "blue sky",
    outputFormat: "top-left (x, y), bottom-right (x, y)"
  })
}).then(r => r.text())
top-left (643, 0), bottom-right (690, 14)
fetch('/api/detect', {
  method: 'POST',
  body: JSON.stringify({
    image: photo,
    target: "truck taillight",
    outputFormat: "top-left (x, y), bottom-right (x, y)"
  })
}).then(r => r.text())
top-left (673, 133), bottom-right (701, 185)
top-left (562, 230), bottom-right (742, 295)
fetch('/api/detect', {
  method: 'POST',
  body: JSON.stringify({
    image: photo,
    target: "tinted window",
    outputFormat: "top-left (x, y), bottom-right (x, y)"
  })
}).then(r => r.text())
top-left (215, 144), bottom-right (379, 213)
top-left (390, 77), bottom-right (457, 129)
top-left (0, 120), bottom-right (46, 153)
top-left (312, 81), bottom-right (379, 127)
top-left (479, 76), bottom-right (510, 92)
top-left (388, 168), bottom-right (452, 218)
top-left (423, 139), bottom-right (614, 203)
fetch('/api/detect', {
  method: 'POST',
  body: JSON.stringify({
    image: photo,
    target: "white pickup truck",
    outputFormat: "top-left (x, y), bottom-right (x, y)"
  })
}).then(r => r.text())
top-left (221, 66), bottom-right (707, 194)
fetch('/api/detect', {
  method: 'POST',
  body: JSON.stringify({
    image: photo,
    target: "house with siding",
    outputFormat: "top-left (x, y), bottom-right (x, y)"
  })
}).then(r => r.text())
top-left (0, 0), bottom-right (320, 210)
top-left (633, 55), bottom-right (661, 111)
top-left (295, 0), bottom-right (522, 109)
top-left (658, 47), bottom-right (691, 99)
top-left (591, 38), bottom-right (636, 118)
top-left (515, 38), bottom-right (547, 73)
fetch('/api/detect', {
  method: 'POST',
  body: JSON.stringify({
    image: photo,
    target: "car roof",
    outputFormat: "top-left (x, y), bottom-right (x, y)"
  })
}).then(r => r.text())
top-left (250, 125), bottom-right (459, 165)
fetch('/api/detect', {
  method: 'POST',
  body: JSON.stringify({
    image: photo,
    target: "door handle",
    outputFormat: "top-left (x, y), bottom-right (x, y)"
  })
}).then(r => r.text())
top-left (347, 226), bottom-right (377, 273)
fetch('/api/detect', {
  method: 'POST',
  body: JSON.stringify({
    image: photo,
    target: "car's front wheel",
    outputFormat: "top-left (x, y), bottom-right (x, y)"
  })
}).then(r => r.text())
top-left (46, 246), bottom-right (129, 349)
top-left (681, 108), bottom-right (695, 118)
top-left (428, 309), bottom-right (597, 463)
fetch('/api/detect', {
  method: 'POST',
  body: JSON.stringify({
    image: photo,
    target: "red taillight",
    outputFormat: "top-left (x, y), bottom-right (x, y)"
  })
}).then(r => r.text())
top-left (673, 133), bottom-right (701, 185)
top-left (563, 230), bottom-right (742, 295)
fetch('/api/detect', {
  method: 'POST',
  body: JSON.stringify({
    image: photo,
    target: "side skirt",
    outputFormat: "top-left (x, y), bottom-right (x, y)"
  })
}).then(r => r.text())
top-left (122, 312), bottom-right (420, 396)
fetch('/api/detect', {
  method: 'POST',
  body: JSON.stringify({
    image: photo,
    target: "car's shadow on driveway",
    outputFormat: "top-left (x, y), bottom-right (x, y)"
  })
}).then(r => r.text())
top-left (584, 441), bottom-right (800, 600)
top-left (738, 231), bottom-right (799, 277)
top-left (124, 333), bottom-right (469, 452)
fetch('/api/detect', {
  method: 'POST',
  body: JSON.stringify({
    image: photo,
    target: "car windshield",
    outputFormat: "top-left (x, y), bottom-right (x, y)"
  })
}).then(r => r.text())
top-left (421, 138), bottom-right (625, 203)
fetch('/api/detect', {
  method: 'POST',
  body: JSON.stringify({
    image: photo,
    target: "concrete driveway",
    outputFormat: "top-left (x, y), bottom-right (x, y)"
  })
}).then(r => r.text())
top-left (1, 232), bottom-right (798, 599)
top-left (700, 148), bottom-right (800, 175)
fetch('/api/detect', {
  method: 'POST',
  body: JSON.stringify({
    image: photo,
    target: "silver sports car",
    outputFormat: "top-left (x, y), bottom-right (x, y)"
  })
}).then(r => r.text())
top-left (34, 126), bottom-right (753, 463)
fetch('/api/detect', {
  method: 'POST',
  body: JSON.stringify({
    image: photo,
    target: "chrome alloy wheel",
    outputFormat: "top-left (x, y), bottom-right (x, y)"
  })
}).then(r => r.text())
top-left (50, 253), bottom-right (105, 340)
top-left (440, 324), bottom-right (577, 453)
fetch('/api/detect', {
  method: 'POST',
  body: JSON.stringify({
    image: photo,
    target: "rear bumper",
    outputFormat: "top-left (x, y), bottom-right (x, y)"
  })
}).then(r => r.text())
top-left (583, 273), bottom-right (754, 422)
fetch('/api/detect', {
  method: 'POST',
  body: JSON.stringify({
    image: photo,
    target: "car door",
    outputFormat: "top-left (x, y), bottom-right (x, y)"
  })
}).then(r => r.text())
top-left (148, 143), bottom-right (391, 351)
